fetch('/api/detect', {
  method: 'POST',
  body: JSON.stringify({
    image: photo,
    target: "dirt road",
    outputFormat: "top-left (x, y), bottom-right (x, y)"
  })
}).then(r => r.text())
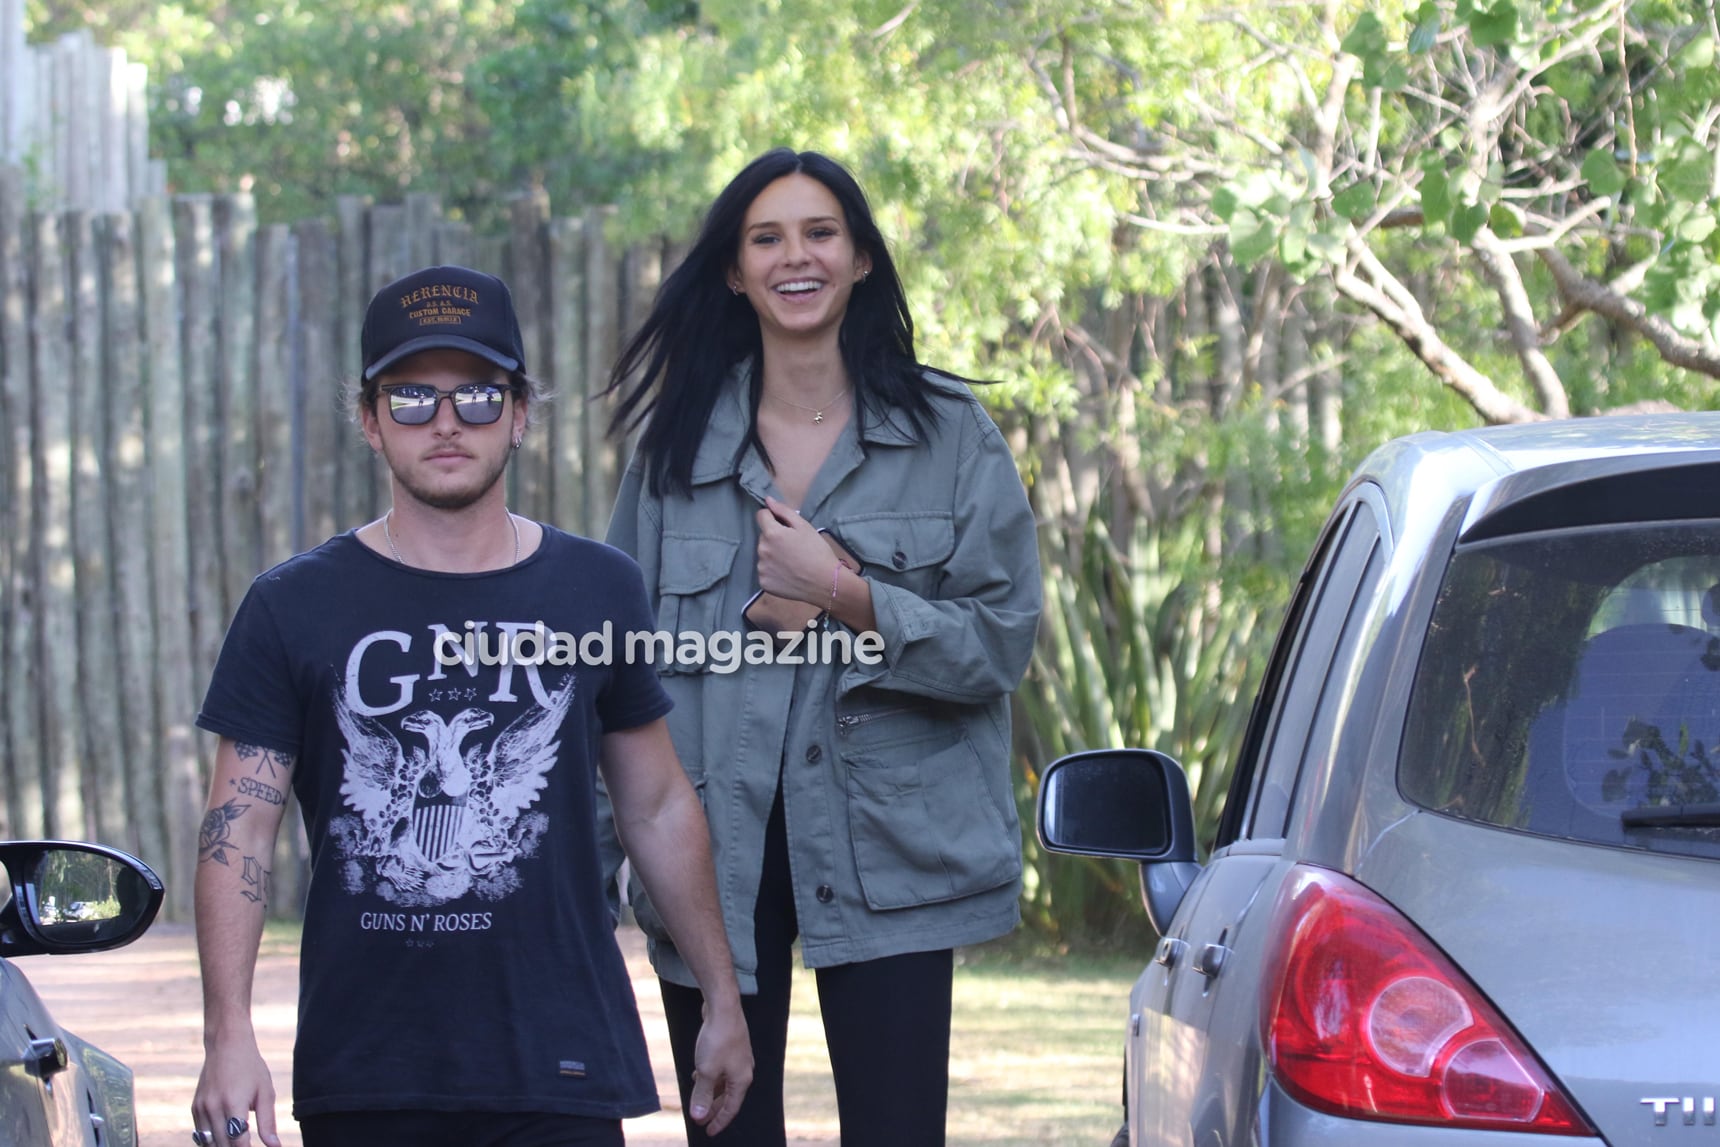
top-left (16, 922), bottom-right (749, 1147)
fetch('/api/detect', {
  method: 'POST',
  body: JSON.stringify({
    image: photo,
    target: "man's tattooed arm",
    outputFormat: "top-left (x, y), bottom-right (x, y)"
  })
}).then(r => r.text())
top-left (197, 743), bottom-right (295, 906)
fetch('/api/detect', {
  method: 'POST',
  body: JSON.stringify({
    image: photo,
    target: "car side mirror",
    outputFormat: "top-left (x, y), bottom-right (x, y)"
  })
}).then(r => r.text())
top-left (0, 841), bottom-right (164, 958)
top-left (1037, 749), bottom-right (1196, 860)
top-left (1036, 749), bottom-right (1203, 934)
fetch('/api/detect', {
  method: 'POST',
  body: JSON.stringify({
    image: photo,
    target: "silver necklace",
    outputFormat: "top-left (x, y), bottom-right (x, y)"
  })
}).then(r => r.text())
top-left (384, 509), bottom-right (521, 568)
top-left (767, 385), bottom-right (851, 424)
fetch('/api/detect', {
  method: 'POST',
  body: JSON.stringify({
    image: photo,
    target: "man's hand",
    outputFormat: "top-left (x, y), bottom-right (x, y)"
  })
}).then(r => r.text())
top-left (192, 1034), bottom-right (282, 1147)
top-left (600, 720), bottom-right (755, 1135)
top-left (689, 998), bottom-right (754, 1135)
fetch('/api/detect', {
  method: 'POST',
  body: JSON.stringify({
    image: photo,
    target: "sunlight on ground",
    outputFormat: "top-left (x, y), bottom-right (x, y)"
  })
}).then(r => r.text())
top-left (19, 923), bottom-right (1138, 1146)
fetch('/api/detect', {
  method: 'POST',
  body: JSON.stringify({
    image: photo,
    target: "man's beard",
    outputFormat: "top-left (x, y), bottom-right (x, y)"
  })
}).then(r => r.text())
top-left (389, 447), bottom-right (511, 511)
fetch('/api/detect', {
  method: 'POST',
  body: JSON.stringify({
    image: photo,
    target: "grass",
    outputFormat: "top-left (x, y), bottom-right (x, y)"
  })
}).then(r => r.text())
top-left (257, 915), bottom-right (1141, 1145)
top-left (780, 935), bottom-right (1141, 1146)
top-left (261, 917), bottom-right (305, 957)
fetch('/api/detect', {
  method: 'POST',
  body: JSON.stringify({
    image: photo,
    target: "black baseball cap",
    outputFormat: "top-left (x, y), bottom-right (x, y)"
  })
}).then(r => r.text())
top-left (361, 265), bottom-right (527, 380)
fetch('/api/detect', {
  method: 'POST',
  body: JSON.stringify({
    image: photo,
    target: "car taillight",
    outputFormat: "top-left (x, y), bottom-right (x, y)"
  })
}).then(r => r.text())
top-left (1261, 865), bottom-right (1593, 1135)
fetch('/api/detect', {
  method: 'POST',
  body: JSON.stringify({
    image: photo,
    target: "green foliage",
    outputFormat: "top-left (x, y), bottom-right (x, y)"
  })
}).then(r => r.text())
top-left (1013, 506), bottom-right (1278, 946)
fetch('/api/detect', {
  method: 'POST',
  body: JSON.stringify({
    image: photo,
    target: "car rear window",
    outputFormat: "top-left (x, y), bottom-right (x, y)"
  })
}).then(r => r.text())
top-left (1400, 521), bottom-right (1720, 862)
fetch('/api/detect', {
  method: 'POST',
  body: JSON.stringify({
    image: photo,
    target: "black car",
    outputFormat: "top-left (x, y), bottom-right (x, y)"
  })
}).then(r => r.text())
top-left (1, 840), bottom-right (164, 1146)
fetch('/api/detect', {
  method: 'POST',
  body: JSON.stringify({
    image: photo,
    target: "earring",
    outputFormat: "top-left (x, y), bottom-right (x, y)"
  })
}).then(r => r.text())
top-left (858, 270), bottom-right (870, 283)
top-left (512, 435), bottom-right (522, 450)
top-left (730, 283), bottom-right (744, 295)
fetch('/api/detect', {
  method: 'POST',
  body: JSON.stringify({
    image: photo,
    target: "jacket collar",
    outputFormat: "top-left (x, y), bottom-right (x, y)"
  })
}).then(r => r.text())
top-left (687, 362), bottom-right (920, 487)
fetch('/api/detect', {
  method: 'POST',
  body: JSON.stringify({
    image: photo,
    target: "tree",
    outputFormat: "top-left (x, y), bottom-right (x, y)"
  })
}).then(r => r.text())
top-left (1038, 0), bottom-right (1720, 421)
top-left (30, 0), bottom-right (520, 219)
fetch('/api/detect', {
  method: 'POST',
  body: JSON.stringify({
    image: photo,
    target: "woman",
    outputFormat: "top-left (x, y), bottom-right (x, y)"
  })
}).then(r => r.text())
top-left (602, 148), bottom-right (1042, 1145)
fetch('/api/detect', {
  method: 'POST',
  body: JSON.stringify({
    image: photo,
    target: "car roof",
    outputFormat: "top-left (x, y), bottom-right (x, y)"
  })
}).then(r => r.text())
top-left (1353, 412), bottom-right (1720, 544)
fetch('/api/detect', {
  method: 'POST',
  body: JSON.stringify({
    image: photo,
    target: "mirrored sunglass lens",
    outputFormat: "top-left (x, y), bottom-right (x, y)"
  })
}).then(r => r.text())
top-left (387, 387), bottom-right (439, 424)
top-left (452, 387), bottom-right (506, 424)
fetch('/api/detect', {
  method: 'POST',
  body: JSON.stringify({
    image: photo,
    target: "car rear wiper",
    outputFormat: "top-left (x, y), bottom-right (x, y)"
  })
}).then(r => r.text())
top-left (1621, 802), bottom-right (1720, 828)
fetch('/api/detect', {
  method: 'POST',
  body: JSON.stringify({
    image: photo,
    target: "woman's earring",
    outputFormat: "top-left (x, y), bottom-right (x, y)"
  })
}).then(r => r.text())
top-left (730, 282), bottom-right (744, 295)
top-left (512, 435), bottom-right (523, 450)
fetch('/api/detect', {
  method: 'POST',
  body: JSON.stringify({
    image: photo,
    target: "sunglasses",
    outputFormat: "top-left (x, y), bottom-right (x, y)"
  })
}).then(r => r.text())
top-left (378, 381), bottom-right (516, 426)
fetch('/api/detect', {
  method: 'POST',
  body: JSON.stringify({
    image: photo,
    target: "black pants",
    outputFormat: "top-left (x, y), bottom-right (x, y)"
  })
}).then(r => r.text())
top-left (299, 1110), bottom-right (623, 1147)
top-left (661, 789), bottom-right (953, 1147)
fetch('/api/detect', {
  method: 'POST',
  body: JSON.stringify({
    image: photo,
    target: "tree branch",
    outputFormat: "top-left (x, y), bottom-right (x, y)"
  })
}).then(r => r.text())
top-left (1539, 247), bottom-right (1720, 378)
top-left (1334, 240), bottom-right (1546, 423)
top-left (1121, 213), bottom-right (1228, 236)
top-left (1469, 227), bottom-right (1570, 417)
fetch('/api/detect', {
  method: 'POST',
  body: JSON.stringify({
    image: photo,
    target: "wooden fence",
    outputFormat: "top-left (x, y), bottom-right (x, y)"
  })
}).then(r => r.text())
top-left (0, 164), bottom-right (667, 918)
top-left (1, 0), bottom-right (164, 211)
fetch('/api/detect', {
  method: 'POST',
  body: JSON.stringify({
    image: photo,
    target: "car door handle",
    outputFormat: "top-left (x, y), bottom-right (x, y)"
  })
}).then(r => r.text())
top-left (1194, 943), bottom-right (1230, 979)
top-left (1154, 937), bottom-right (1187, 968)
top-left (29, 1037), bottom-right (68, 1076)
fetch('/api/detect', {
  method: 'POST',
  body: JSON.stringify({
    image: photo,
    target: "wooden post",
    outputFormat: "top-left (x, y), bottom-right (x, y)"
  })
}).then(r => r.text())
top-left (101, 211), bottom-right (166, 866)
top-left (97, 47), bottom-right (127, 213)
top-left (547, 216), bottom-right (587, 534)
top-left (0, 169), bottom-right (13, 839)
top-left (174, 195), bottom-right (225, 706)
top-left (141, 194), bottom-right (200, 921)
top-left (363, 205), bottom-right (409, 516)
top-left (68, 207), bottom-right (125, 843)
top-left (31, 209), bottom-right (81, 837)
top-left (334, 196), bottom-right (372, 531)
top-left (368, 203), bottom-right (409, 288)
top-left (124, 61), bottom-right (148, 210)
top-left (434, 220), bottom-right (473, 270)
top-left (582, 206), bottom-right (621, 531)
top-left (473, 235), bottom-right (507, 279)
top-left (255, 223), bottom-right (294, 569)
top-left (256, 221), bottom-right (304, 917)
top-left (405, 192), bottom-right (440, 274)
top-left (216, 194), bottom-right (259, 620)
top-left (31, 39), bottom-right (50, 194)
top-left (508, 190), bottom-right (551, 521)
top-left (0, 163), bottom-right (42, 839)
top-left (296, 219), bottom-right (339, 545)
top-left (1, 0), bottom-right (26, 166)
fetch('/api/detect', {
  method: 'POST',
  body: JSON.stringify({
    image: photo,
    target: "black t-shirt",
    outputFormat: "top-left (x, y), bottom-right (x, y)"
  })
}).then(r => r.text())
top-left (196, 527), bottom-right (672, 1119)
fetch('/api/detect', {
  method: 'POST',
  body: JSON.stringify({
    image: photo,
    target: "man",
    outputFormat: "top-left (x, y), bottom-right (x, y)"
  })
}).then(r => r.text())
top-left (190, 265), bottom-right (750, 1147)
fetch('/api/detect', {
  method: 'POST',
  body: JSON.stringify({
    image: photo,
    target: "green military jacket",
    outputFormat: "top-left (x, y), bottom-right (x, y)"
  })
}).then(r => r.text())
top-left (604, 368), bottom-right (1042, 990)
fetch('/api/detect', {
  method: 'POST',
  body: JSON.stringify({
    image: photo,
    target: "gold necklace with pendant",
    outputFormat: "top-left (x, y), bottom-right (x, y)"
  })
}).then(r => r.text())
top-left (768, 385), bottom-right (851, 424)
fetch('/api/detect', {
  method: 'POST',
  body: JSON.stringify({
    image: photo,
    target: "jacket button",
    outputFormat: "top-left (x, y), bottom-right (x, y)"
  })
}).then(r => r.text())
top-left (892, 550), bottom-right (907, 569)
top-left (816, 884), bottom-right (835, 904)
top-left (805, 744), bottom-right (822, 763)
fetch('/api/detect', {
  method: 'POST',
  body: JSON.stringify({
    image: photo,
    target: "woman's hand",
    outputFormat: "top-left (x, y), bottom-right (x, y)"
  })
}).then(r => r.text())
top-left (755, 495), bottom-right (840, 606)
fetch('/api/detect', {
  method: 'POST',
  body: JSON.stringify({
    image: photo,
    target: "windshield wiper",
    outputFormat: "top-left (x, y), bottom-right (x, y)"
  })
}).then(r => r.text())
top-left (1621, 803), bottom-right (1720, 828)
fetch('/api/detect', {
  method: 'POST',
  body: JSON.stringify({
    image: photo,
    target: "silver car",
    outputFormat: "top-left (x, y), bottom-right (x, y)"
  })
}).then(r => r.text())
top-left (1038, 414), bottom-right (1720, 1145)
top-left (1, 840), bottom-right (164, 1146)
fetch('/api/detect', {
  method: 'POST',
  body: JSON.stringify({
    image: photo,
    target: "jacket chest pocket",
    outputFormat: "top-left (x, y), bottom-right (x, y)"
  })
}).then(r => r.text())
top-left (656, 534), bottom-right (739, 674)
top-left (835, 512), bottom-right (955, 595)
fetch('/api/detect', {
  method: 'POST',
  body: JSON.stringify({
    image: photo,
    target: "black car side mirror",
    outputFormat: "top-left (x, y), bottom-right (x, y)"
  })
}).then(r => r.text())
top-left (0, 841), bottom-right (164, 958)
top-left (1036, 749), bottom-right (1203, 934)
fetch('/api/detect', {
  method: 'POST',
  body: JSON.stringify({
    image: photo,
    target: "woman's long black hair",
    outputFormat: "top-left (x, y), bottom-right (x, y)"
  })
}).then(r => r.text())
top-left (604, 148), bottom-right (946, 498)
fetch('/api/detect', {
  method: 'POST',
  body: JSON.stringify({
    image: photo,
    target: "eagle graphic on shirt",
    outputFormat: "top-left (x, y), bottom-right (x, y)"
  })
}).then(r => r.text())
top-left (331, 679), bottom-right (575, 907)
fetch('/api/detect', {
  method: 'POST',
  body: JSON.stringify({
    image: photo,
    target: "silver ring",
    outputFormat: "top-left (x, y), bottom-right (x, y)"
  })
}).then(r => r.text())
top-left (225, 1116), bottom-right (249, 1139)
top-left (192, 1132), bottom-right (215, 1146)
